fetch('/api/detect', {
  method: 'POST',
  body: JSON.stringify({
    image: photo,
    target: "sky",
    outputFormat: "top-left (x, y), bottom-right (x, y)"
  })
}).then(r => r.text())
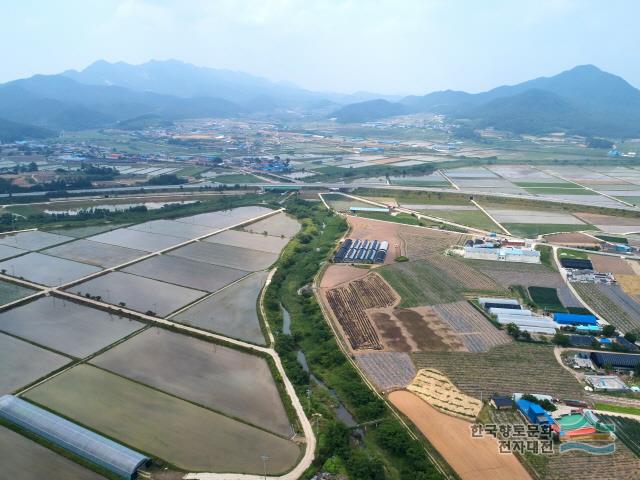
top-left (1, 0), bottom-right (639, 95)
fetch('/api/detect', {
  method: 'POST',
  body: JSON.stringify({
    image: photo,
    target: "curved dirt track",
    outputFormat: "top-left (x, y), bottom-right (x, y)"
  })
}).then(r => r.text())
top-left (389, 390), bottom-right (531, 480)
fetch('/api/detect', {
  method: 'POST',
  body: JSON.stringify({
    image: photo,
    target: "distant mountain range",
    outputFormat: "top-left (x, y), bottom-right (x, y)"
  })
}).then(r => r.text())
top-left (0, 61), bottom-right (639, 140)
top-left (332, 65), bottom-right (640, 137)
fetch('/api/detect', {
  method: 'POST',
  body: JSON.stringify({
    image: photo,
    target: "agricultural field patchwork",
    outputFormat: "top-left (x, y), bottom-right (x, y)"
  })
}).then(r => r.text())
top-left (573, 283), bottom-right (640, 333)
top-left (379, 255), bottom-right (505, 308)
top-left (413, 342), bottom-right (585, 400)
top-left (0, 296), bottom-right (143, 357)
top-left (128, 219), bottom-right (214, 239)
top-left (43, 239), bottom-right (145, 268)
top-left (0, 230), bottom-right (73, 250)
top-left (24, 365), bottom-right (300, 474)
top-left (91, 328), bottom-right (292, 436)
top-left (323, 273), bottom-right (396, 350)
top-left (355, 352), bottom-right (416, 391)
top-left (88, 227), bottom-right (183, 252)
top-left (206, 228), bottom-right (290, 254)
top-left (169, 242), bottom-right (279, 271)
top-left (123, 254), bottom-right (249, 292)
top-left (0, 333), bottom-right (70, 394)
top-left (0, 425), bottom-right (105, 480)
top-left (242, 212), bottom-right (301, 238)
top-left (174, 270), bottom-right (268, 344)
top-left (0, 279), bottom-right (36, 305)
top-left (71, 271), bottom-right (206, 316)
top-left (0, 252), bottom-right (102, 286)
top-left (0, 244), bottom-right (27, 260)
top-left (431, 301), bottom-right (512, 352)
top-left (398, 225), bottom-right (468, 258)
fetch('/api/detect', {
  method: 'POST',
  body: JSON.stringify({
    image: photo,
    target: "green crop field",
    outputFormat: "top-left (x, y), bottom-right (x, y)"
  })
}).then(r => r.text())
top-left (503, 223), bottom-right (594, 237)
top-left (557, 248), bottom-right (591, 260)
top-left (413, 342), bottom-right (585, 399)
top-left (528, 286), bottom-right (567, 312)
top-left (213, 173), bottom-right (262, 184)
top-left (379, 256), bottom-right (505, 307)
top-left (415, 209), bottom-right (498, 231)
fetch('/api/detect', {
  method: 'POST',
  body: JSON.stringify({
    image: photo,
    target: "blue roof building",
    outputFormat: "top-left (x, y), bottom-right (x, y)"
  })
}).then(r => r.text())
top-left (516, 399), bottom-right (555, 426)
top-left (554, 313), bottom-right (598, 326)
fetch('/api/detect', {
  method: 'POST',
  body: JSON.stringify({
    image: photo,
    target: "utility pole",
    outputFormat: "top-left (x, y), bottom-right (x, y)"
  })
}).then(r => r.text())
top-left (260, 454), bottom-right (270, 480)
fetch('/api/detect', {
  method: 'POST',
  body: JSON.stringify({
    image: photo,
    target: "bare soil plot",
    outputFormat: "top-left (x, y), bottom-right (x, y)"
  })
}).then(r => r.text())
top-left (320, 264), bottom-right (369, 288)
top-left (0, 244), bottom-right (26, 260)
top-left (169, 242), bottom-right (278, 271)
top-left (0, 333), bottom-right (70, 394)
top-left (242, 212), bottom-right (300, 238)
top-left (123, 254), bottom-right (248, 292)
top-left (355, 352), bottom-right (416, 391)
top-left (589, 254), bottom-right (635, 274)
top-left (88, 228), bottom-right (183, 252)
top-left (25, 365), bottom-right (300, 474)
top-left (71, 271), bottom-right (206, 317)
top-left (0, 279), bottom-right (36, 305)
top-left (413, 342), bottom-right (585, 400)
top-left (128, 219), bottom-right (214, 239)
top-left (43, 239), bottom-right (145, 268)
top-left (0, 425), bottom-right (105, 480)
top-left (389, 390), bottom-right (531, 480)
top-left (91, 328), bottom-right (290, 436)
top-left (544, 232), bottom-right (601, 247)
top-left (574, 283), bottom-right (640, 333)
top-left (347, 215), bottom-right (405, 263)
top-left (398, 225), bottom-right (468, 258)
top-left (617, 274), bottom-right (640, 301)
top-left (574, 212), bottom-right (640, 226)
top-left (174, 271), bottom-right (268, 344)
top-left (595, 224), bottom-right (640, 234)
top-left (205, 229), bottom-right (289, 254)
top-left (394, 306), bottom-right (466, 352)
top-left (0, 297), bottom-right (143, 357)
top-left (0, 252), bottom-right (102, 286)
top-left (0, 230), bottom-right (73, 250)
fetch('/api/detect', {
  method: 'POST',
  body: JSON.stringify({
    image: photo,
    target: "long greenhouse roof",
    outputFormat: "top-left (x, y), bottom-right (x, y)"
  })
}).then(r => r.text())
top-left (0, 395), bottom-right (149, 479)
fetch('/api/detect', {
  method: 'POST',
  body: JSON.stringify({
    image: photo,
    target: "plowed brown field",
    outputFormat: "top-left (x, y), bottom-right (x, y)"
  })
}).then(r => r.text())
top-left (389, 390), bottom-right (531, 480)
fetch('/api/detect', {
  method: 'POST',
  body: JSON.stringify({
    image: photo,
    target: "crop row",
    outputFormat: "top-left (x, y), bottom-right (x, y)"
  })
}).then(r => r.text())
top-left (412, 342), bottom-right (585, 400)
top-left (573, 283), bottom-right (640, 333)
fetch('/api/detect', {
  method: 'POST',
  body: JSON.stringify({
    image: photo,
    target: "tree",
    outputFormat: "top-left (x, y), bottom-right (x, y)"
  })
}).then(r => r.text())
top-left (602, 324), bottom-right (616, 337)
top-left (624, 332), bottom-right (638, 343)
top-left (553, 333), bottom-right (571, 347)
top-left (506, 323), bottom-right (521, 338)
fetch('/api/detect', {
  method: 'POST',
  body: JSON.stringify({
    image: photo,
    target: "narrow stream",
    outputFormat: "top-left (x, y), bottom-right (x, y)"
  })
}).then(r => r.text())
top-left (281, 303), bottom-right (291, 335)
top-left (280, 304), bottom-right (358, 427)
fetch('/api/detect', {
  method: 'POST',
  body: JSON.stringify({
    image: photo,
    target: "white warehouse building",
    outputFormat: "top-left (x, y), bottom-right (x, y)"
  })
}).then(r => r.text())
top-left (464, 246), bottom-right (540, 264)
